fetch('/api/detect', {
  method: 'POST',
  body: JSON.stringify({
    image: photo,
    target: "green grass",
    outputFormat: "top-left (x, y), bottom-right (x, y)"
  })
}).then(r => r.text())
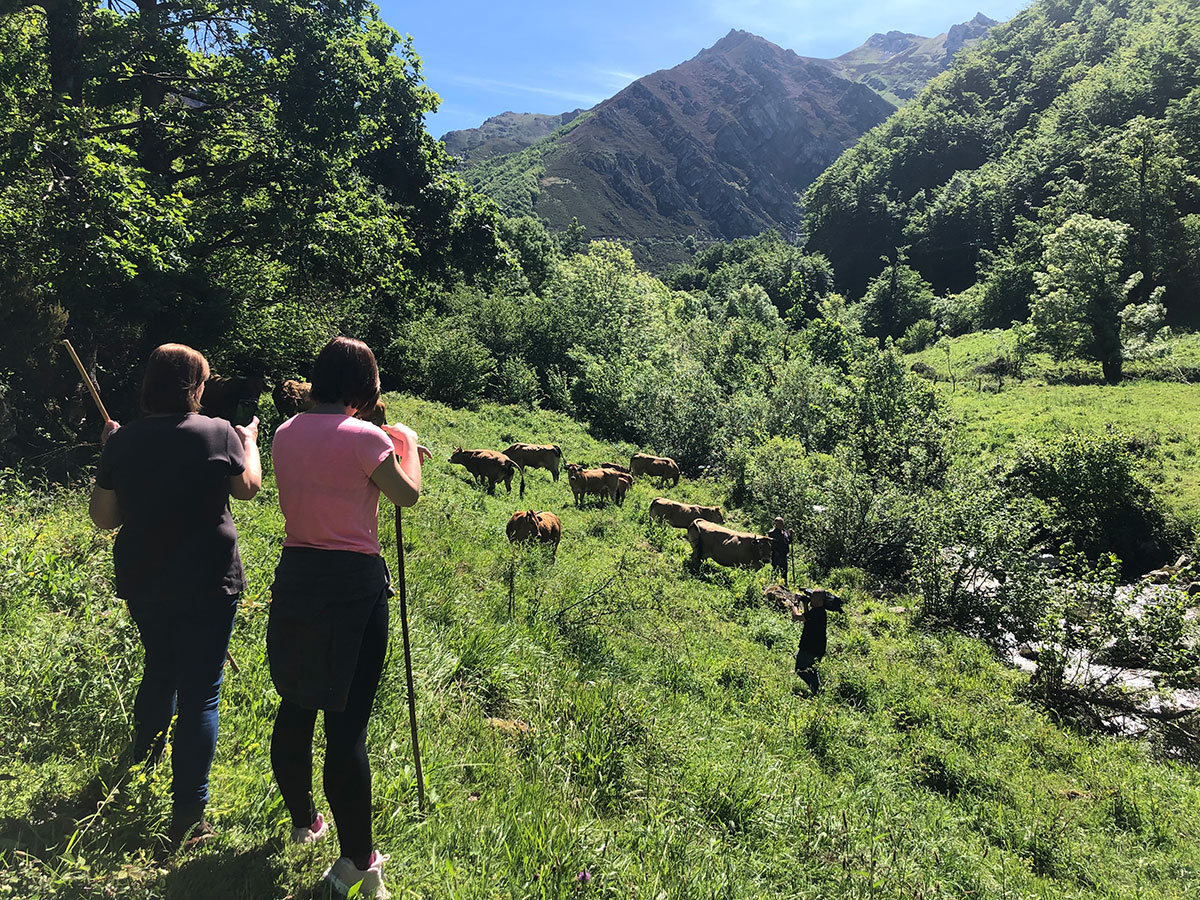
top-left (908, 330), bottom-right (1200, 514)
top-left (2, 397), bottom-right (1199, 898)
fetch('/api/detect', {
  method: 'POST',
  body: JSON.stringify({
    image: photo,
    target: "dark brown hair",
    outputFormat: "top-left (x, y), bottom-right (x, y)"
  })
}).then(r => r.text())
top-left (140, 343), bottom-right (210, 414)
top-left (310, 336), bottom-right (380, 414)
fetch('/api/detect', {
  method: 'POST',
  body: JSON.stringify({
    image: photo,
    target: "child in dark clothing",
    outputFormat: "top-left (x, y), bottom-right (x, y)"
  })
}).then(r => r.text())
top-left (790, 589), bottom-right (841, 694)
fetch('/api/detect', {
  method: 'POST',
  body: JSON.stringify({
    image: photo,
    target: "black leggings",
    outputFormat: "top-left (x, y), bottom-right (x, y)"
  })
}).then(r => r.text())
top-left (271, 598), bottom-right (388, 868)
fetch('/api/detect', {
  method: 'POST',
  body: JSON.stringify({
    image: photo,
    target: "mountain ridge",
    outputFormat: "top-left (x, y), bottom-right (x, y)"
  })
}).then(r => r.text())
top-left (453, 16), bottom-right (998, 264)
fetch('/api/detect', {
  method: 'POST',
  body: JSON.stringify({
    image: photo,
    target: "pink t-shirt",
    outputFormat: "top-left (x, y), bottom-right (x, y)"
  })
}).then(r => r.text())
top-left (272, 414), bottom-right (395, 556)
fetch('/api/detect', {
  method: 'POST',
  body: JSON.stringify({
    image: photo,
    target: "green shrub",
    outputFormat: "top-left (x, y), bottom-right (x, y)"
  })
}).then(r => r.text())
top-left (897, 318), bottom-right (940, 353)
top-left (1003, 430), bottom-right (1174, 576)
top-left (912, 476), bottom-right (1054, 645)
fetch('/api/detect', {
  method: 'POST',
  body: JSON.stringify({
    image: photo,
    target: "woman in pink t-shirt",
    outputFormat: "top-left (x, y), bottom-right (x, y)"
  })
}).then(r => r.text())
top-left (269, 336), bottom-right (427, 900)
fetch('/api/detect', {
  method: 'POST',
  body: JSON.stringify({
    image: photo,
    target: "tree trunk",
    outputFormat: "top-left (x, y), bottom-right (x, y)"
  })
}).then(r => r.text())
top-left (1102, 355), bottom-right (1124, 384)
top-left (137, 0), bottom-right (170, 176)
top-left (42, 0), bottom-right (84, 105)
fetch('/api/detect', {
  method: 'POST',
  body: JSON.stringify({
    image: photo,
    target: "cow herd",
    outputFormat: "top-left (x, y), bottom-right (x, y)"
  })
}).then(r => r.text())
top-left (447, 440), bottom-right (777, 572)
top-left (199, 373), bottom-right (779, 574)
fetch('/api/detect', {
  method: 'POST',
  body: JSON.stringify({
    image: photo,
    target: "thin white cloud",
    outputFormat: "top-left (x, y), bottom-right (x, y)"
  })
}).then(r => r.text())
top-left (600, 69), bottom-right (640, 84)
top-left (438, 72), bottom-right (605, 106)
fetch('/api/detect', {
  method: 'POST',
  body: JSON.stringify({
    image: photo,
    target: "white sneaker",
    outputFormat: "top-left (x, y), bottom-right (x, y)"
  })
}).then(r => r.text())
top-left (290, 812), bottom-right (328, 845)
top-left (324, 850), bottom-right (389, 899)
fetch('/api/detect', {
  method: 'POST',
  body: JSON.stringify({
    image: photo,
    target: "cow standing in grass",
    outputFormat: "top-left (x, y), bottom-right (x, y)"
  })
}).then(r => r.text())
top-left (631, 453), bottom-right (680, 487)
top-left (451, 447), bottom-right (524, 496)
top-left (648, 497), bottom-right (724, 529)
top-left (565, 463), bottom-right (614, 507)
top-left (272, 378), bottom-right (386, 425)
top-left (503, 443), bottom-right (563, 482)
top-left (505, 510), bottom-right (562, 556)
top-left (686, 519), bottom-right (773, 570)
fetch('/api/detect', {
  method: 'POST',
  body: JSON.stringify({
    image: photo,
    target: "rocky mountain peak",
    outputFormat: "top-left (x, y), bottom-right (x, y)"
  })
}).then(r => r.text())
top-left (863, 30), bottom-right (921, 56)
top-left (946, 13), bottom-right (998, 55)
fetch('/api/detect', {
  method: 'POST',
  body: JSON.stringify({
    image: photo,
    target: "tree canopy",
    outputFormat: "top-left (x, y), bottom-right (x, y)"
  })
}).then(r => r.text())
top-left (0, 0), bottom-right (509, 462)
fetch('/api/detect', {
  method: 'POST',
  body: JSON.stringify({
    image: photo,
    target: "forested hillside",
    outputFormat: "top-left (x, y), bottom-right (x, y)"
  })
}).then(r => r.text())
top-left (805, 0), bottom-right (1200, 330)
top-left (0, 0), bottom-right (511, 470)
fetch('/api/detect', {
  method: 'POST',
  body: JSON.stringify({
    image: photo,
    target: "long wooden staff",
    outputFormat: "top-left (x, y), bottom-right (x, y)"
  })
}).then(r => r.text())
top-left (395, 506), bottom-right (426, 811)
top-left (60, 339), bottom-right (110, 423)
top-left (62, 339), bottom-right (241, 673)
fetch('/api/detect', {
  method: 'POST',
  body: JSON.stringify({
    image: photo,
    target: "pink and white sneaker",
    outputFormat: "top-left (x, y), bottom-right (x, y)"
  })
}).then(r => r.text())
top-left (289, 812), bottom-right (328, 845)
top-left (324, 850), bottom-right (389, 899)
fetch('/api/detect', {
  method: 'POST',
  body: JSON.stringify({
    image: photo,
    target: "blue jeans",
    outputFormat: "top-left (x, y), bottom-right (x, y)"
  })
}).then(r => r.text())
top-left (127, 595), bottom-right (237, 808)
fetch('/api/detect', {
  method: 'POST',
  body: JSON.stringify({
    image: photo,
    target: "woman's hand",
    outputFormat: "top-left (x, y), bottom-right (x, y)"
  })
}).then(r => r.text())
top-left (230, 416), bottom-right (263, 501)
top-left (234, 415), bottom-right (259, 447)
top-left (378, 422), bottom-right (423, 505)
top-left (101, 420), bottom-right (120, 447)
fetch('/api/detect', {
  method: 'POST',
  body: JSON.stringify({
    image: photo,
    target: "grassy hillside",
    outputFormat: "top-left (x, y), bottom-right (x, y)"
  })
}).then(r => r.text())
top-left (907, 331), bottom-right (1200, 514)
top-left (2, 396), bottom-right (1200, 898)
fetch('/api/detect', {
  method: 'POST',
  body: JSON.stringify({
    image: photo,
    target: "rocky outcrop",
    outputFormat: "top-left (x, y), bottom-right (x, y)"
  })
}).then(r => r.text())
top-left (442, 109), bottom-right (584, 163)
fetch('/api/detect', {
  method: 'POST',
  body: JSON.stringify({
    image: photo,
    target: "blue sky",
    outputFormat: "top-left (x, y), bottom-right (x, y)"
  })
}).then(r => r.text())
top-left (374, 1), bottom-right (1032, 138)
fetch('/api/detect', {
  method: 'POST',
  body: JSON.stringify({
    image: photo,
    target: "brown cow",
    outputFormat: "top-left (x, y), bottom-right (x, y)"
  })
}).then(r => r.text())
top-left (597, 462), bottom-right (630, 474)
top-left (505, 510), bottom-right (562, 555)
top-left (564, 463), bottom-right (613, 507)
top-left (503, 443), bottom-right (563, 482)
top-left (201, 374), bottom-right (268, 424)
top-left (272, 378), bottom-right (385, 426)
top-left (630, 452), bottom-right (680, 487)
top-left (686, 519), bottom-right (773, 570)
top-left (451, 447), bottom-right (524, 496)
top-left (609, 472), bottom-right (633, 506)
top-left (272, 379), bottom-right (315, 418)
top-left (360, 399), bottom-right (387, 427)
top-left (649, 497), bottom-right (725, 529)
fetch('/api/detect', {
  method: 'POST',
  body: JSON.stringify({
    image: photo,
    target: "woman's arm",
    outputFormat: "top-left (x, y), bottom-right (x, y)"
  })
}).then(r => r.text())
top-left (89, 486), bottom-right (122, 529)
top-left (90, 420), bottom-right (122, 528)
top-left (230, 417), bottom-right (262, 500)
top-left (372, 423), bottom-right (429, 507)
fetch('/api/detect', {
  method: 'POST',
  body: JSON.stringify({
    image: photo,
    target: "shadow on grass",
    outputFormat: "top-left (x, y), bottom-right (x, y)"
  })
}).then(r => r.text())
top-left (162, 842), bottom-right (288, 900)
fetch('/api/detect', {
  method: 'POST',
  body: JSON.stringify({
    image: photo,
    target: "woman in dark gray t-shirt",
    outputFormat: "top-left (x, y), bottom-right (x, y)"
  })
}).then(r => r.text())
top-left (90, 343), bottom-right (261, 847)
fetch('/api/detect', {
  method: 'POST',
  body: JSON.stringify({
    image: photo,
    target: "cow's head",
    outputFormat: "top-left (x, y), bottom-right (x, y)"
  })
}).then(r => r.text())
top-left (756, 536), bottom-right (774, 562)
top-left (711, 507), bottom-right (726, 524)
top-left (449, 446), bottom-right (465, 463)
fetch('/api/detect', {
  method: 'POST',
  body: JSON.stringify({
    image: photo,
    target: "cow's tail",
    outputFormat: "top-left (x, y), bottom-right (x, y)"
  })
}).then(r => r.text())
top-left (517, 462), bottom-right (526, 498)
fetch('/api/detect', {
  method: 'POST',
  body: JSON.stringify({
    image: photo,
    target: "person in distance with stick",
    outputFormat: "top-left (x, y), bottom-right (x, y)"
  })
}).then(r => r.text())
top-left (268, 336), bottom-right (428, 900)
top-left (89, 343), bottom-right (262, 847)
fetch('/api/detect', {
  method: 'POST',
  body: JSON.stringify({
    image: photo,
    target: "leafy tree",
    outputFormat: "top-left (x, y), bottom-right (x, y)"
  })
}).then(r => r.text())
top-left (0, 0), bottom-right (507, 461)
top-left (860, 255), bottom-right (934, 341)
top-left (1084, 116), bottom-right (1195, 300)
top-left (500, 216), bottom-right (560, 295)
top-left (1029, 213), bottom-right (1160, 382)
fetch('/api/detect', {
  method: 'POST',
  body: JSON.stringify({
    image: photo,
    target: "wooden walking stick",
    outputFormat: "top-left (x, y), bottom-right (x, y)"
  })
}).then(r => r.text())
top-left (60, 339), bottom-right (111, 423)
top-left (394, 506), bottom-right (426, 812)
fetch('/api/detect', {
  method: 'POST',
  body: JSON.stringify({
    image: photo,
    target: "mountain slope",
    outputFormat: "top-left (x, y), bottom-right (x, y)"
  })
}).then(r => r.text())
top-left (826, 13), bottom-right (998, 104)
top-left (458, 18), bottom-right (995, 265)
top-left (442, 109), bottom-right (584, 164)
top-left (465, 31), bottom-right (895, 262)
top-left (804, 0), bottom-right (1200, 318)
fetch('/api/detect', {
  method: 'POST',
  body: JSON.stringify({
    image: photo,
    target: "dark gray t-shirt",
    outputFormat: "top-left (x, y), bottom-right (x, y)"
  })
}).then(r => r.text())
top-left (96, 413), bottom-right (245, 602)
